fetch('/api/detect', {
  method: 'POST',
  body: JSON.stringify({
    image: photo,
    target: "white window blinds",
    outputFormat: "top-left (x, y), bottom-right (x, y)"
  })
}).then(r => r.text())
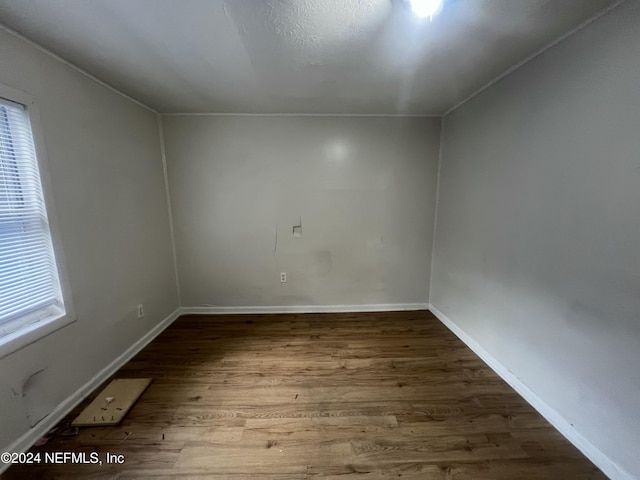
top-left (0, 97), bottom-right (64, 335)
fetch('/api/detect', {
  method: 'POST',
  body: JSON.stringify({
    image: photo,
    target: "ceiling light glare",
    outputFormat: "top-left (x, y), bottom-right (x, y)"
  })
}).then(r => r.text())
top-left (409, 0), bottom-right (443, 19)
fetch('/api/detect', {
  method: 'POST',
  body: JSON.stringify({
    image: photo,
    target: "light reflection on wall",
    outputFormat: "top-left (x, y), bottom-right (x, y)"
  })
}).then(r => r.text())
top-left (324, 139), bottom-right (349, 164)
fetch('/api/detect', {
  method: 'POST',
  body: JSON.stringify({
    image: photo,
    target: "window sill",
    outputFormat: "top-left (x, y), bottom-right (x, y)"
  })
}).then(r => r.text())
top-left (0, 312), bottom-right (76, 360)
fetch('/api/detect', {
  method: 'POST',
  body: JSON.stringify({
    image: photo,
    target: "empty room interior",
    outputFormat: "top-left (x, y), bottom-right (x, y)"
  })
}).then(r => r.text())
top-left (0, 0), bottom-right (638, 478)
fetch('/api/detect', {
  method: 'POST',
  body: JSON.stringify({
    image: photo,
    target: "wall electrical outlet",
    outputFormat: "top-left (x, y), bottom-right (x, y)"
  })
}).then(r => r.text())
top-left (280, 272), bottom-right (287, 283)
top-left (137, 304), bottom-right (145, 319)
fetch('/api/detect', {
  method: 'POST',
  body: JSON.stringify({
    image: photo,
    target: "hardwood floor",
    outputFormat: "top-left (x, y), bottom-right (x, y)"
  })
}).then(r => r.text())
top-left (5, 311), bottom-right (605, 479)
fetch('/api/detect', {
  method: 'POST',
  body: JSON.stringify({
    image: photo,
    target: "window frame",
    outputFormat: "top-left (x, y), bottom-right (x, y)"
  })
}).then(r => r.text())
top-left (0, 83), bottom-right (75, 359)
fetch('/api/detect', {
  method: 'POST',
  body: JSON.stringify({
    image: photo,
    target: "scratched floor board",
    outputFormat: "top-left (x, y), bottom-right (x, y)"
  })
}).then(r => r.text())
top-left (4, 311), bottom-right (605, 479)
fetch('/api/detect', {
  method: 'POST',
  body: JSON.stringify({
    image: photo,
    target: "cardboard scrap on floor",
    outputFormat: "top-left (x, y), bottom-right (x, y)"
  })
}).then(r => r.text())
top-left (71, 378), bottom-right (152, 427)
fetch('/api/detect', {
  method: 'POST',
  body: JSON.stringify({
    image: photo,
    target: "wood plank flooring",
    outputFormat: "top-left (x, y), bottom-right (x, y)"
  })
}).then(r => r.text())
top-left (4, 311), bottom-right (605, 479)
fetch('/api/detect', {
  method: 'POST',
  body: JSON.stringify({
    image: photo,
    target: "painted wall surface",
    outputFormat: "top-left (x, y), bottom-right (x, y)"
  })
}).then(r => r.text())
top-left (0, 29), bottom-right (178, 449)
top-left (431, 2), bottom-right (640, 477)
top-left (162, 115), bottom-right (439, 308)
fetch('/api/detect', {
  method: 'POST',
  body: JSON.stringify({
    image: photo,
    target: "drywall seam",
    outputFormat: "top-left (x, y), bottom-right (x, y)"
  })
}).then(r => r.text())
top-left (180, 304), bottom-right (430, 315)
top-left (442, 0), bottom-right (628, 117)
top-left (0, 308), bottom-right (182, 474)
top-left (157, 116), bottom-right (182, 307)
top-left (428, 117), bottom-right (445, 304)
top-left (0, 24), bottom-right (157, 114)
top-left (428, 304), bottom-right (634, 480)
top-left (159, 112), bottom-right (441, 117)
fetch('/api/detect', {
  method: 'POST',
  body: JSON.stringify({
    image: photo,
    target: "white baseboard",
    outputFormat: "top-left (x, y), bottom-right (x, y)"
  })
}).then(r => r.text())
top-left (180, 303), bottom-right (430, 315)
top-left (428, 304), bottom-right (632, 480)
top-left (1, 308), bottom-right (181, 473)
top-left (12, 304), bottom-right (622, 478)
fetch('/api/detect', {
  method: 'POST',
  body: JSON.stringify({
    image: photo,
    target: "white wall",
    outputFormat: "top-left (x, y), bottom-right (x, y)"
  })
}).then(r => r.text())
top-left (431, 2), bottom-right (640, 478)
top-left (162, 115), bottom-right (439, 308)
top-left (0, 28), bottom-right (178, 449)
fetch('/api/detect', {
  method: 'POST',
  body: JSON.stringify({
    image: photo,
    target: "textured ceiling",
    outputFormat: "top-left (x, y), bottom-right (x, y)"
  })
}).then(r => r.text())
top-left (0, 0), bottom-right (620, 114)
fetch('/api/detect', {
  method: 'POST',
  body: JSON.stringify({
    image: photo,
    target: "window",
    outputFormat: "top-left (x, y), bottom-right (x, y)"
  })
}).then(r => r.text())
top-left (0, 86), bottom-right (73, 357)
